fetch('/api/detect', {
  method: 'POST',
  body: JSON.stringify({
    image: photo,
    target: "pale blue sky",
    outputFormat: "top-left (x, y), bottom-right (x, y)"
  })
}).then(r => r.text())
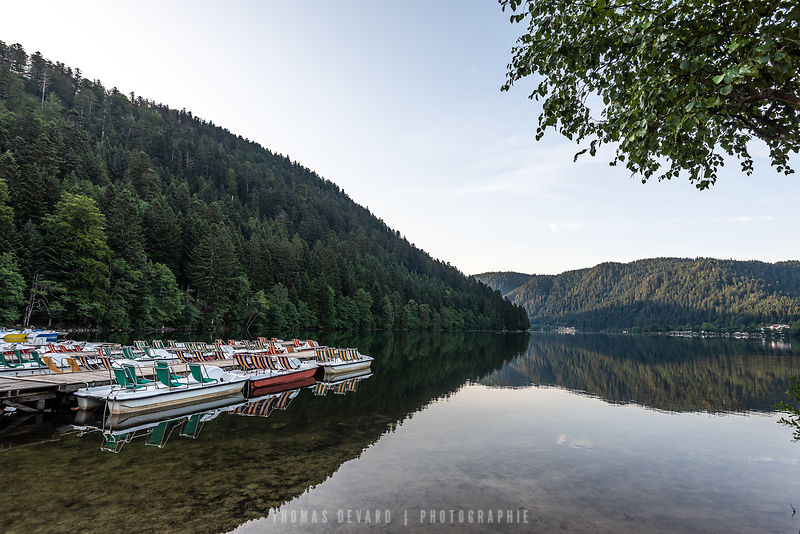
top-left (1, 1), bottom-right (797, 275)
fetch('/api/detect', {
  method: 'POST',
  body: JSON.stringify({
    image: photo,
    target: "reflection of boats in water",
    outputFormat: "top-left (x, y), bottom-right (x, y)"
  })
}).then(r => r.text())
top-left (232, 389), bottom-right (300, 418)
top-left (75, 381), bottom-right (309, 452)
top-left (74, 395), bottom-right (248, 453)
top-left (312, 370), bottom-right (372, 396)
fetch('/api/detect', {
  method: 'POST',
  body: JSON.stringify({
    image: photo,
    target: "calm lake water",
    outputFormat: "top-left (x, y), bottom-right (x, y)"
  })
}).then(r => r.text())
top-left (2, 332), bottom-right (800, 533)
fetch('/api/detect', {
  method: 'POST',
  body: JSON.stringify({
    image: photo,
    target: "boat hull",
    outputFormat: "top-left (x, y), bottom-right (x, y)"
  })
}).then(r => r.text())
top-left (107, 382), bottom-right (246, 414)
top-left (3, 333), bottom-right (29, 342)
top-left (320, 358), bottom-right (373, 375)
top-left (247, 366), bottom-right (317, 391)
top-left (76, 380), bottom-right (247, 415)
top-left (248, 374), bottom-right (316, 397)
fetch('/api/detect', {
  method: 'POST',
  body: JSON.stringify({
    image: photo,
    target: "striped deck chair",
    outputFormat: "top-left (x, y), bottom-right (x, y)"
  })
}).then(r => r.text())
top-left (254, 355), bottom-right (281, 371)
top-left (227, 339), bottom-right (236, 346)
top-left (292, 338), bottom-right (301, 347)
top-left (315, 347), bottom-right (328, 362)
top-left (307, 339), bottom-right (318, 348)
top-left (192, 350), bottom-right (213, 362)
top-left (233, 396), bottom-right (272, 417)
top-left (333, 381), bottom-right (349, 394)
top-left (271, 337), bottom-right (278, 343)
top-left (213, 350), bottom-right (226, 361)
top-left (312, 382), bottom-right (329, 396)
top-left (326, 347), bottom-right (338, 361)
top-left (76, 355), bottom-right (97, 370)
top-left (152, 339), bottom-right (165, 349)
top-left (346, 378), bottom-right (359, 392)
top-left (97, 357), bottom-right (115, 370)
top-left (273, 390), bottom-right (294, 410)
top-left (347, 348), bottom-right (361, 361)
top-left (255, 339), bottom-right (268, 349)
top-left (46, 344), bottom-right (58, 353)
top-left (167, 340), bottom-right (178, 348)
top-left (214, 339), bottom-right (225, 345)
top-left (233, 353), bottom-right (256, 370)
top-left (276, 356), bottom-right (299, 370)
top-left (133, 340), bottom-right (148, 349)
top-left (66, 357), bottom-right (83, 372)
top-left (176, 351), bottom-right (194, 364)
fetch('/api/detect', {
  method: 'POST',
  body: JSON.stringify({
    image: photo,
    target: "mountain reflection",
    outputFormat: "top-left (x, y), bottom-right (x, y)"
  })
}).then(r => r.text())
top-left (480, 333), bottom-right (800, 413)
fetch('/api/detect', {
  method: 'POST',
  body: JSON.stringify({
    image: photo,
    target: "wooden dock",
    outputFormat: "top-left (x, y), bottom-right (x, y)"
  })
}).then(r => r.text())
top-left (0, 360), bottom-right (239, 411)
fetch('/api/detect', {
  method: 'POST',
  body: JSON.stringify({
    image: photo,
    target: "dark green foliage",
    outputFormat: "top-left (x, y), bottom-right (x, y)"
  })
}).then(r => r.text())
top-left (483, 258), bottom-right (800, 331)
top-left (0, 252), bottom-right (24, 323)
top-left (0, 41), bottom-right (529, 332)
top-left (501, 0), bottom-right (800, 188)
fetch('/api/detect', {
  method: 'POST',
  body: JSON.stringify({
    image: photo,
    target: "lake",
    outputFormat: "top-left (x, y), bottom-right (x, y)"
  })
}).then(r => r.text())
top-left (2, 332), bottom-right (799, 533)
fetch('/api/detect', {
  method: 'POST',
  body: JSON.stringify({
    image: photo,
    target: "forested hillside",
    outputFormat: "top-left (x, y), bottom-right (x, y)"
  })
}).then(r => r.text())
top-left (471, 271), bottom-right (530, 296)
top-left (476, 258), bottom-right (800, 331)
top-left (0, 41), bottom-right (529, 332)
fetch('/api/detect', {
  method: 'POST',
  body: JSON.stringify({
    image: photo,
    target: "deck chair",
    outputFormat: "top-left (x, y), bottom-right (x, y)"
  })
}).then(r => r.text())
top-left (347, 378), bottom-right (360, 392)
top-left (0, 352), bottom-right (21, 368)
top-left (66, 357), bottom-right (83, 372)
top-left (273, 390), bottom-right (294, 410)
top-left (188, 363), bottom-right (216, 384)
top-left (76, 355), bottom-right (97, 370)
top-left (146, 421), bottom-right (175, 448)
top-left (121, 347), bottom-right (140, 360)
top-left (42, 355), bottom-right (64, 373)
top-left (292, 338), bottom-right (301, 347)
top-left (155, 365), bottom-right (184, 388)
top-left (133, 340), bottom-right (148, 349)
top-left (100, 432), bottom-right (129, 453)
top-left (112, 367), bottom-right (144, 390)
top-left (14, 349), bottom-right (33, 364)
top-left (30, 350), bottom-right (45, 367)
top-left (312, 382), bottom-right (329, 396)
top-left (276, 356), bottom-right (299, 370)
top-left (255, 355), bottom-right (281, 371)
top-left (97, 357), bottom-right (115, 370)
top-left (175, 351), bottom-right (195, 364)
top-left (180, 413), bottom-right (204, 438)
top-left (192, 350), bottom-right (211, 362)
top-left (213, 350), bottom-right (226, 361)
top-left (123, 364), bottom-right (154, 386)
top-left (152, 339), bottom-right (165, 349)
top-left (155, 361), bottom-right (183, 382)
top-left (233, 353), bottom-right (256, 370)
top-left (234, 396), bottom-right (277, 417)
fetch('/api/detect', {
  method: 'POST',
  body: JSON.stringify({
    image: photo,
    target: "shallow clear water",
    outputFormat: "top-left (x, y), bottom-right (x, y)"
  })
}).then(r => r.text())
top-left (2, 332), bottom-right (800, 533)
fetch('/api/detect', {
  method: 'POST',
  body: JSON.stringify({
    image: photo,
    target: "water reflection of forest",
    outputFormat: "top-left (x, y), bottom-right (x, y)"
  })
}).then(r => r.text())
top-left (480, 333), bottom-right (800, 413)
top-left (1, 332), bottom-right (529, 534)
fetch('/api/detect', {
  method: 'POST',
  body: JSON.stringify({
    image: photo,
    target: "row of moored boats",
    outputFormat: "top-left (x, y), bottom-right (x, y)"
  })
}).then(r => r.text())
top-left (0, 336), bottom-right (372, 415)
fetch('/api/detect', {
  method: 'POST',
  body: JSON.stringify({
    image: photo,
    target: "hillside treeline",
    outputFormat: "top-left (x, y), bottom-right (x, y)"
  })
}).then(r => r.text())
top-left (476, 258), bottom-right (800, 331)
top-left (0, 41), bottom-right (529, 332)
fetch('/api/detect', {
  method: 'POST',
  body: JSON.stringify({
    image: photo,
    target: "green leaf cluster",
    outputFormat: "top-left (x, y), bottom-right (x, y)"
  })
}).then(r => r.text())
top-left (501, 0), bottom-right (800, 188)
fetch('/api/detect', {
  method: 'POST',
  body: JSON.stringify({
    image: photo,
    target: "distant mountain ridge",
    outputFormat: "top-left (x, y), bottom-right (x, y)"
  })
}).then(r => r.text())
top-left (475, 258), bottom-right (800, 331)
